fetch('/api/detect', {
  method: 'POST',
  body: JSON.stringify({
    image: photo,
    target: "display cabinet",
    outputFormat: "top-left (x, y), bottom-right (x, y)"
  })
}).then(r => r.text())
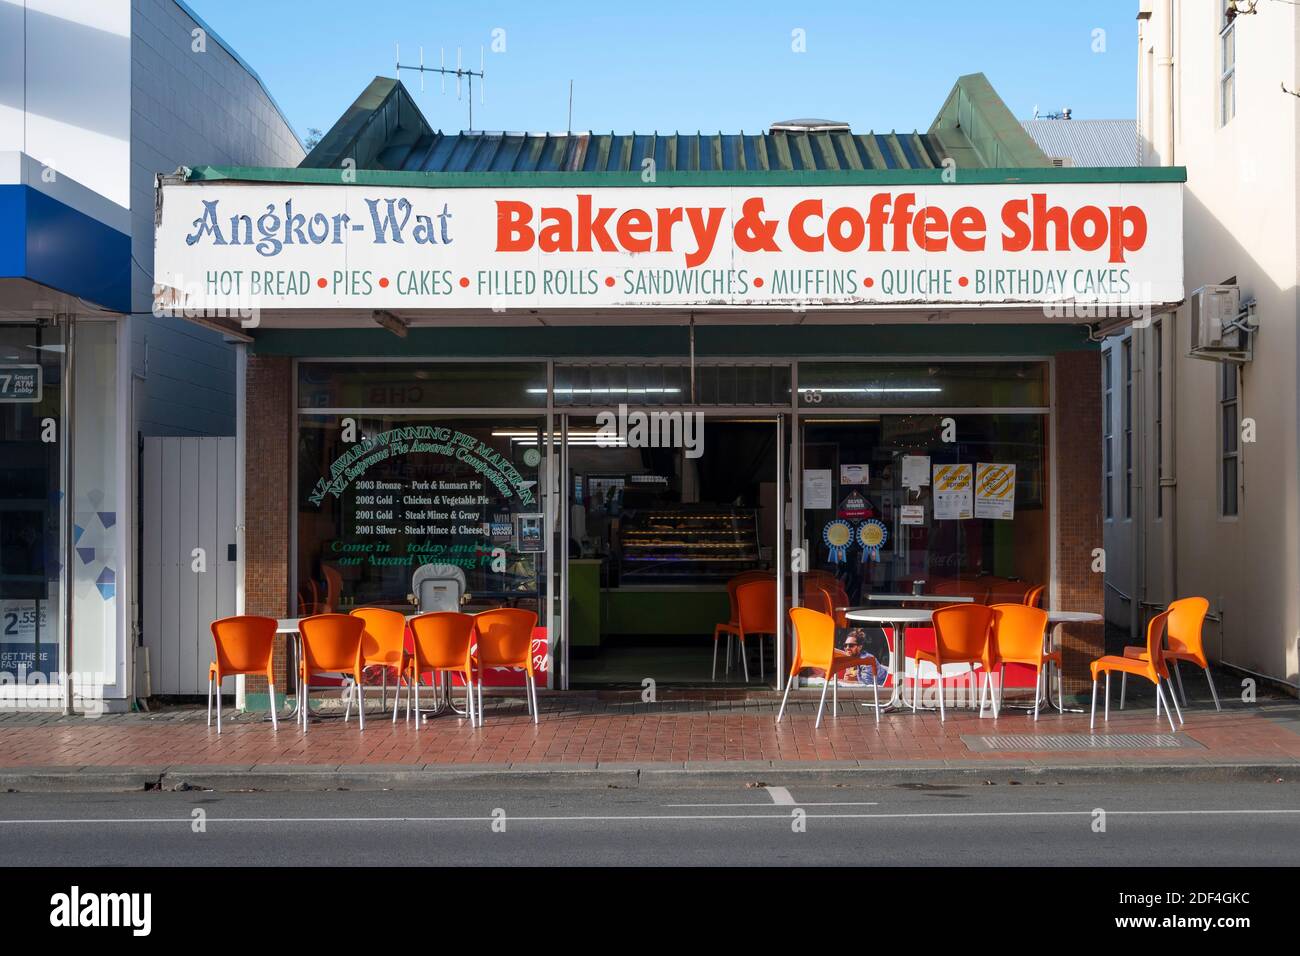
top-left (618, 507), bottom-right (762, 583)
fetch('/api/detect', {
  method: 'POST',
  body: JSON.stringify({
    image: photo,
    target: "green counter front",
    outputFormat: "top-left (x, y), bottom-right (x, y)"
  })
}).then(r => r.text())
top-left (567, 560), bottom-right (731, 647)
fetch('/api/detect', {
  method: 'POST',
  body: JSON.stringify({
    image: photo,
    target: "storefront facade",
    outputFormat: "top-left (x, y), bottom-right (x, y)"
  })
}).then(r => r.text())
top-left (153, 73), bottom-right (1185, 703)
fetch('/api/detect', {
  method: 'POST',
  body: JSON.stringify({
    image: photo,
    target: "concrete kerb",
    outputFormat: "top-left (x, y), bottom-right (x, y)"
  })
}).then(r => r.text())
top-left (0, 760), bottom-right (1296, 793)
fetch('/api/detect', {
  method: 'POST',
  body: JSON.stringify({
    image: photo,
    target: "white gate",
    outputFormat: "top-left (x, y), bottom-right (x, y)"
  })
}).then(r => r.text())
top-left (141, 437), bottom-right (238, 695)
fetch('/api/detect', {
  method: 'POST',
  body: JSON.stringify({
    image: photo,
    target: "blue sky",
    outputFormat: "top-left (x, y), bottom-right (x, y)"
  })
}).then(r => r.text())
top-left (185, 0), bottom-right (1137, 145)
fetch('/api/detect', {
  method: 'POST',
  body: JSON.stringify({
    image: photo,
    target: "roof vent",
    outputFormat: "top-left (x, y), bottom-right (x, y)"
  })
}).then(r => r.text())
top-left (769, 118), bottom-right (851, 133)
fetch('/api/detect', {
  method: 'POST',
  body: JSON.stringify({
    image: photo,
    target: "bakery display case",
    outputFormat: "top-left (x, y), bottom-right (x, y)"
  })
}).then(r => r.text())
top-left (618, 507), bottom-right (762, 584)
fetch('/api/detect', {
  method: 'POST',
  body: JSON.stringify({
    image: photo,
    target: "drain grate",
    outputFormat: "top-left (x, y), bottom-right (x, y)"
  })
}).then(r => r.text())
top-left (962, 733), bottom-right (1203, 752)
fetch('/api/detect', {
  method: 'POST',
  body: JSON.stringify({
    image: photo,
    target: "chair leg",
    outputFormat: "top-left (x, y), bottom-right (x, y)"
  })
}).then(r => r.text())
top-left (1104, 672), bottom-right (1111, 721)
top-left (207, 674), bottom-right (213, 728)
top-left (1166, 675), bottom-right (1184, 725)
top-left (740, 637), bottom-right (750, 682)
top-left (1033, 666), bottom-right (1040, 721)
top-left (392, 672), bottom-right (402, 723)
top-left (832, 671), bottom-right (839, 717)
top-left (268, 682), bottom-right (278, 731)
top-left (1173, 660), bottom-right (1188, 708)
top-left (937, 670), bottom-right (946, 722)
top-left (380, 668), bottom-right (387, 713)
top-left (344, 678), bottom-right (352, 722)
top-left (477, 676), bottom-right (484, 725)
top-left (467, 674), bottom-right (477, 727)
top-left (977, 667), bottom-right (987, 717)
top-left (1205, 667), bottom-right (1222, 712)
top-left (356, 676), bottom-right (365, 731)
top-left (759, 635), bottom-right (765, 682)
top-left (712, 634), bottom-right (720, 681)
top-left (215, 675), bottom-right (221, 734)
top-left (814, 672), bottom-right (831, 729)
top-left (1154, 680), bottom-right (1176, 733)
top-left (775, 674), bottom-right (794, 723)
top-left (911, 664), bottom-right (920, 713)
top-left (1090, 677), bottom-right (1098, 730)
top-left (1120, 671), bottom-right (1128, 710)
top-left (870, 661), bottom-right (880, 725)
top-left (528, 672), bottom-right (539, 725)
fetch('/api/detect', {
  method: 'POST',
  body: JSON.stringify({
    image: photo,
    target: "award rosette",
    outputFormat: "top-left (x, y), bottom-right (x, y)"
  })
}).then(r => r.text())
top-left (857, 518), bottom-right (888, 560)
top-left (822, 518), bottom-right (854, 563)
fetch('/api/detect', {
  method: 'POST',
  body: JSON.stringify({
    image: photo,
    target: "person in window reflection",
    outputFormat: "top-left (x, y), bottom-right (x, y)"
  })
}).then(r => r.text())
top-left (841, 628), bottom-right (887, 686)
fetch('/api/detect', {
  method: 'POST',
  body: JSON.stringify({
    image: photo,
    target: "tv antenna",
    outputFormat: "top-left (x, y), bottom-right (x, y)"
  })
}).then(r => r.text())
top-left (396, 44), bottom-right (485, 130)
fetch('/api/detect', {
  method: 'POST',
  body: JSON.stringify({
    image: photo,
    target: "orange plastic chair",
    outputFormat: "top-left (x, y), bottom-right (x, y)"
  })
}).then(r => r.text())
top-left (297, 613), bottom-right (366, 732)
top-left (800, 585), bottom-right (834, 616)
top-left (713, 570), bottom-right (771, 680)
top-left (208, 616), bottom-right (280, 733)
top-left (988, 604), bottom-right (1054, 720)
top-left (734, 577), bottom-right (780, 682)
top-left (779, 607), bottom-right (880, 728)
top-left (912, 604), bottom-right (995, 721)
top-left (1023, 585), bottom-right (1045, 608)
top-left (473, 608), bottom-right (541, 724)
top-left (1090, 609), bottom-right (1178, 732)
top-left (321, 564), bottom-right (343, 612)
top-left (350, 607), bottom-right (409, 714)
top-left (406, 612), bottom-right (477, 727)
top-left (1121, 597), bottom-right (1218, 712)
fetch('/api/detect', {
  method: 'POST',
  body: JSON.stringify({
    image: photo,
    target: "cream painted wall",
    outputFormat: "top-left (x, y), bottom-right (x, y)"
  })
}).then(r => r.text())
top-left (1125, 0), bottom-right (1299, 690)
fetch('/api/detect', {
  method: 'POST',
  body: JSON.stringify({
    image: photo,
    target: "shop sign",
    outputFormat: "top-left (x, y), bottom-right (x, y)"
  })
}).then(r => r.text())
top-left (156, 182), bottom-right (1183, 311)
top-left (0, 365), bottom-right (41, 402)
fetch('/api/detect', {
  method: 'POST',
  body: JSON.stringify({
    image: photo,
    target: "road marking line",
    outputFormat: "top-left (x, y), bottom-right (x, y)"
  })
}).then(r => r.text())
top-left (765, 786), bottom-right (795, 805)
top-left (2, 808), bottom-right (1299, 825)
top-left (664, 802), bottom-right (879, 807)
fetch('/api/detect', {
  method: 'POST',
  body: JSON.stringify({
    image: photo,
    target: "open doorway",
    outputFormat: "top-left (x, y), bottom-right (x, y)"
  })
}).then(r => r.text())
top-left (565, 416), bottom-right (783, 688)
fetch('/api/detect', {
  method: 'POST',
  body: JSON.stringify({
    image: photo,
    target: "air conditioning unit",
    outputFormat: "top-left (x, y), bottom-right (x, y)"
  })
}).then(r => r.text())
top-left (1190, 284), bottom-right (1243, 352)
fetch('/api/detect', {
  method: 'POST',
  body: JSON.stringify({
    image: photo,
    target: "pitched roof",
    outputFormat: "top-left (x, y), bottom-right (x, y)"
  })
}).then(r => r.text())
top-left (300, 73), bottom-right (1055, 174)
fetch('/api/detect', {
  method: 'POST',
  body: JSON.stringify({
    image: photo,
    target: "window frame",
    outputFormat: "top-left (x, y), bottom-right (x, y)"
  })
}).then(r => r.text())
top-left (1220, 8), bottom-right (1236, 127)
top-left (1219, 359), bottom-right (1240, 518)
top-left (1102, 347), bottom-right (1114, 520)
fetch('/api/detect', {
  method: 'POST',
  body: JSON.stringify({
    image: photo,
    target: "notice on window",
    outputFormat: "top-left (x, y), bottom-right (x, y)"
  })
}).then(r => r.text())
top-left (901, 455), bottom-right (930, 490)
top-left (802, 469), bottom-right (833, 509)
top-left (932, 463), bottom-right (973, 520)
top-left (839, 463), bottom-right (869, 485)
top-left (975, 462), bottom-right (1016, 520)
top-left (900, 504), bottom-right (925, 526)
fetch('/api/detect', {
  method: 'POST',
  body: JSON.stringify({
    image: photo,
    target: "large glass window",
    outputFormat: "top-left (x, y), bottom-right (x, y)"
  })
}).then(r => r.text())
top-left (798, 361), bottom-right (1047, 409)
top-left (0, 325), bottom-right (64, 679)
top-left (799, 413), bottom-right (1049, 608)
top-left (298, 362), bottom-right (547, 410)
top-left (297, 415), bottom-right (545, 614)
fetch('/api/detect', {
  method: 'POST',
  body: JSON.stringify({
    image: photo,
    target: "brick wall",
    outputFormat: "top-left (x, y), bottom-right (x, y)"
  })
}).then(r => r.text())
top-left (1053, 349), bottom-right (1105, 696)
top-left (244, 355), bottom-right (292, 692)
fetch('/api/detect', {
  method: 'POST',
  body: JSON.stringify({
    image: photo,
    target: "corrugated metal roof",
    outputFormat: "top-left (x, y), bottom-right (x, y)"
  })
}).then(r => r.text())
top-left (301, 75), bottom-right (1057, 175)
top-left (1020, 119), bottom-right (1138, 167)
top-left (379, 128), bottom-right (951, 173)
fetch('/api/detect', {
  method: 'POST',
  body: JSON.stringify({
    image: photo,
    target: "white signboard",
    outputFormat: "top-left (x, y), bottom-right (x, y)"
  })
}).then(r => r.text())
top-left (975, 462), bottom-right (1016, 520)
top-left (933, 463), bottom-right (973, 520)
top-left (900, 504), bottom-right (925, 526)
top-left (155, 181), bottom-right (1183, 312)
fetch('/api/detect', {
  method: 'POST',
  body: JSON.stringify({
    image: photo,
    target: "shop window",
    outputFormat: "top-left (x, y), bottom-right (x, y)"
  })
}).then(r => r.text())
top-left (797, 361), bottom-right (1048, 409)
top-left (0, 325), bottom-right (64, 680)
top-left (1123, 338), bottom-right (1133, 520)
top-left (1102, 348), bottom-right (1114, 520)
top-left (298, 362), bottom-right (548, 410)
top-left (1219, 361), bottom-right (1239, 517)
top-left (1154, 321), bottom-right (1163, 519)
top-left (296, 415), bottom-right (546, 614)
top-left (798, 413), bottom-right (1049, 616)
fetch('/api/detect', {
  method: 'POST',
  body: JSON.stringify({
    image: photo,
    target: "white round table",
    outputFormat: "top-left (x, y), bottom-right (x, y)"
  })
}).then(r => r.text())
top-left (843, 607), bottom-right (936, 710)
top-left (864, 593), bottom-right (975, 604)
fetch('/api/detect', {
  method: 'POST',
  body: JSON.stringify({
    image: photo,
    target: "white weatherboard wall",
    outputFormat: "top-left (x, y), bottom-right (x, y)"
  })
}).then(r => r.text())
top-left (129, 0), bottom-right (304, 437)
top-left (141, 437), bottom-right (237, 695)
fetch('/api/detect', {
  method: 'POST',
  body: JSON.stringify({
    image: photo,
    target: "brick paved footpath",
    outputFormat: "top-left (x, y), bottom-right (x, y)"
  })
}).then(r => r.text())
top-left (1, 687), bottom-right (1297, 774)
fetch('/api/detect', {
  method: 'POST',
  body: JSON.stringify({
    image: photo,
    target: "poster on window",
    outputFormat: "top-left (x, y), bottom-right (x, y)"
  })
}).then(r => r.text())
top-left (975, 463), bottom-right (1016, 520)
top-left (932, 463), bottom-right (973, 520)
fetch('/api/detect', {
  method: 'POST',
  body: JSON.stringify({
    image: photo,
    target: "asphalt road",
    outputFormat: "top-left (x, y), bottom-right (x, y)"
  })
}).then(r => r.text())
top-left (2, 779), bottom-right (1298, 866)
